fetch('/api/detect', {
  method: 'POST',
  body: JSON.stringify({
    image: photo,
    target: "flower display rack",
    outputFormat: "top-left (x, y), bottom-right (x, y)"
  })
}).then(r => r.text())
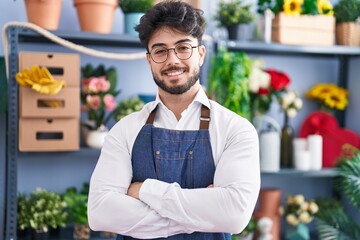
top-left (3, 26), bottom-right (360, 239)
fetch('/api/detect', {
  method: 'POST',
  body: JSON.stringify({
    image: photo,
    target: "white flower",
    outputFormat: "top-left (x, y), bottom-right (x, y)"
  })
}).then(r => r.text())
top-left (286, 108), bottom-right (298, 118)
top-left (293, 194), bottom-right (305, 204)
top-left (299, 211), bottom-right (311, 223)
top-left (309, 201), bottom-right (319, 214)
top-left (282, 91), bottom-right (296, 109)
top-left (294, 97), bottom-right (303, 109)
top-left (248, 59), bottom-right (270, 93)
top-left (286, 214), bottom-right (300, 226)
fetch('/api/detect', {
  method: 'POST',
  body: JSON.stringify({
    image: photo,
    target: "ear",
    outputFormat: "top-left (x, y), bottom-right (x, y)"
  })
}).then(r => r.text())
top-left (146, 53), bottom-right (152, 65)
top-left (198, 45), bottom-right (206, 66)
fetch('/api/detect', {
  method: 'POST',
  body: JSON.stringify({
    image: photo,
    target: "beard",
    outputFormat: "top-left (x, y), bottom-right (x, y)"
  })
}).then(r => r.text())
top-left (153, 66), bottom-right (200, 95)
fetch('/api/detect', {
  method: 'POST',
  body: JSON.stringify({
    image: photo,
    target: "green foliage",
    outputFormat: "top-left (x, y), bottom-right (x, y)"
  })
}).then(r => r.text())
top-left (315, 151), bottom-right (360, 240)
top-left (63, 183), bottom-right (89, 225)
top-left (334, 0), bottom-right (360, 23)
top-left (214, 0), bottom-right (255, 26)
top-left (257, 0), bottom-right (284, 15)
top-left (17, 188), bottom-right (67, 232)
top-left (301, 0), bottom-right (319, 15)
top-left (113, 96), bottom-right (145, 121)
top-left (119, 0), bottom-right (154, 13)
top-left (208, 48), bottom-right (251, 119)
top-left (335, 151), bottom-right (360, 210)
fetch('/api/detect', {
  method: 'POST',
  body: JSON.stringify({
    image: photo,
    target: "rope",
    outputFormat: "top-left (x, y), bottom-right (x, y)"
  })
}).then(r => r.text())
top-left (2, 21), bottom-right (147, 80)
top-left (2, 21), bottom-right (213, 81)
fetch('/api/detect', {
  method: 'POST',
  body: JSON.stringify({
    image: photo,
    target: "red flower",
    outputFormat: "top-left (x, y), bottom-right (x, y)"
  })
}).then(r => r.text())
top-left (266, 69), bottom-right (290, 91)
top-left (258, 88), bottom-right (270, 95)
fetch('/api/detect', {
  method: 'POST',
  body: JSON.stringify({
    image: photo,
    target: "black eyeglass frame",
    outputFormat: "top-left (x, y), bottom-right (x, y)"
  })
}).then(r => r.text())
top-left (146, 43), bottom-right (200, 64)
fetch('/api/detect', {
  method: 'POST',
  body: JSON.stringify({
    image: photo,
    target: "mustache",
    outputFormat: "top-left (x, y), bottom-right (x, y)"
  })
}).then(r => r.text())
top-left (161, 66), bottom-right (187, 75)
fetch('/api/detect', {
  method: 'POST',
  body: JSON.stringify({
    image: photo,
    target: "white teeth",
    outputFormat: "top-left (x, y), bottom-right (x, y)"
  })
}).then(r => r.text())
top-left (166, 70), bottom-right (183, 76)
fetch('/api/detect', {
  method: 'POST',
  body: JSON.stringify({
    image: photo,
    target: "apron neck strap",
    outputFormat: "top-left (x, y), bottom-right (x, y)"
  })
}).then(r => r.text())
top-left (145, 104), bottom-right (211, 129)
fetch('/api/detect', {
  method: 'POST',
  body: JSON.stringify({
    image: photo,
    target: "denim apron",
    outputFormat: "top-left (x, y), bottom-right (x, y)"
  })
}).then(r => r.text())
top-left (116, 105), bottom-right (231, 240)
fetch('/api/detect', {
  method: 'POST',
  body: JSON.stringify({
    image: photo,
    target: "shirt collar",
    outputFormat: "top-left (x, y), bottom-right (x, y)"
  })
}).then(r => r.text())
top-left (151, 85), bottom-right (211, 112)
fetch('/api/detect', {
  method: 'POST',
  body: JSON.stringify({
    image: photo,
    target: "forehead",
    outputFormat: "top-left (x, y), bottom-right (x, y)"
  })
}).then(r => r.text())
top-left (148, 27), bottom-right (197, 48)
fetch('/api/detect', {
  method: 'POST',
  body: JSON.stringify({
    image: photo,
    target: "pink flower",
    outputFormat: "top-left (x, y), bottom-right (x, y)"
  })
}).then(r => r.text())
top-left (103, 94), bottom-right (116, 111)
top-left (86, 95), bottom-right (101, 110)
top-left (86, 76), bottom-right (111, 94)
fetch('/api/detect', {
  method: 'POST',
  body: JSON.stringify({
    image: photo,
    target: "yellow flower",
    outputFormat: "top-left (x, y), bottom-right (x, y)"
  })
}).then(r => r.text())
top-left (293, 194), bottom-right (305, 204)
top-left (286, 214), bottom-right (300, 226)
top-left (283, 0), bottom-right (303, 16)
top-left (306, 83), bottom-right (348, 111)
top-left (317, 0), bottom-right (334, 16)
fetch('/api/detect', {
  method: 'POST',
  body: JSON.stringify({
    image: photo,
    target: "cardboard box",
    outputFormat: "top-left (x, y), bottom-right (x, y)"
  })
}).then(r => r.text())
top-left (19, 52), bottom-right (80, 87)
top-left (154, 0), bottom-right (201, 9)
top-left (19, 87), bottom-right (80, 118)
top-left (272, 13), bottom-right (335, 46)
top-left (19, 118), bottom-right (79, 152)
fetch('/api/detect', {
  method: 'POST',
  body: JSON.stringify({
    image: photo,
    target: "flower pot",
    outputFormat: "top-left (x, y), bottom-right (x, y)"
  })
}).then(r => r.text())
top-left (31, 228), bottom-right (49, 240)
top-left (336, 22), bottom-right (360, 46)
top-left (73, 0), bottom-right (117, 34)
top-left (226, 24), bottom-right (253, 41)
top-left (124, 13), bottom-right (144, 35)
top-left (286, 223), bottom-right (310, 240)
top-left (85, 125), bottom-right (108, 149)
top-left (25, 0), bottom-right (62, 30)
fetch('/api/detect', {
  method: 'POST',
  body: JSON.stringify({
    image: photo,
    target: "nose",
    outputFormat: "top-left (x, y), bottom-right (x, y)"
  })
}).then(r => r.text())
top-left (166, 48), bottom-right (180, 63)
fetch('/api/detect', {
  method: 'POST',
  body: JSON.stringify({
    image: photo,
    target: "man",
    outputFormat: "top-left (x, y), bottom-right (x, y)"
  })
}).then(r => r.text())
top-left (88, 1), bottom-right (260, 239)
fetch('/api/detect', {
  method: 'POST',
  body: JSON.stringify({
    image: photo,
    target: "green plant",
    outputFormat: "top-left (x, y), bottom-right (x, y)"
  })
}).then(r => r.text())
top-left (63, 183), bottom-right (89, 225)
top-left (119, 0), bottom-right (154, 14)
top-left (208, 48), bottom-right (251, 119)
top-left (81, 64), bottom-right (120, 130)
top-left (17, 188), bottom-right (67, 232)
top-left (315, 150), bottom-right (360, 239)
top-left (214, 0), bottom-right (255, 27)
top-left (113, 96), bottom-right (144, 121)
top-left (334, 0), bottom-right (360, 23)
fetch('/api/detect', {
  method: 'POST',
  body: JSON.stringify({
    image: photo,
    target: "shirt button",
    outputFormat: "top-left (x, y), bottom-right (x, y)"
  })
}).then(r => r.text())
top-left (156, 150), bottom-right (160, 155)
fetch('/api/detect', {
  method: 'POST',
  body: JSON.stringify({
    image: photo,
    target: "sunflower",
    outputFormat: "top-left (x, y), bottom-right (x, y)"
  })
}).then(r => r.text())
top-left (323, 90), bottom-right (348, 110)
top-left (306, 83), bottom-right (348, 110)
top-left (317, 0), bottom-right (334, 16)
top-left (283, 0), bottom-right (304, 16)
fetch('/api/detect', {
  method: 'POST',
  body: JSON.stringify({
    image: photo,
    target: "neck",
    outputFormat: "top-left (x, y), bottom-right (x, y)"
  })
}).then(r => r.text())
top-left (159, 83), bottom-right (200, 120)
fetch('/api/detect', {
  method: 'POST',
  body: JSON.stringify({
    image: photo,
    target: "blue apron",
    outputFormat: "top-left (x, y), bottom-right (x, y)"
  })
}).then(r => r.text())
top-left (117, 105), bottom-right (231, 240)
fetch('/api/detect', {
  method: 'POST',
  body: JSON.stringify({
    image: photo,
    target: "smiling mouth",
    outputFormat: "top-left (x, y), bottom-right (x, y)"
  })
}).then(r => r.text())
top-left (162, 67), bottom-right (186, 76)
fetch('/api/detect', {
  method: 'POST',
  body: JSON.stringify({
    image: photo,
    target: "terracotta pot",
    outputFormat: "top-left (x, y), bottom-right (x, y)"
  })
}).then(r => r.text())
top-left (73, 0), bottom-right (117, 34)
top-left (254, 188), bottom-right (282, 240)
top-left (25, 0), bottom-right (62, 30)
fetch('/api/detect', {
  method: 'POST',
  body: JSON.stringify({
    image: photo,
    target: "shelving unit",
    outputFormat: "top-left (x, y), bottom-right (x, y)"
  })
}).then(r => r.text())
top-left (3, 26), bottom-right (359, 239)
top-left (216, 40), bottom-right (360, 127)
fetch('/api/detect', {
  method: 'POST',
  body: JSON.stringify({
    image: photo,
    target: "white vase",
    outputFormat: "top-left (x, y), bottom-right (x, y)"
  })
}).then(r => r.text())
top-left (85, 125), bottom-right (108, 149)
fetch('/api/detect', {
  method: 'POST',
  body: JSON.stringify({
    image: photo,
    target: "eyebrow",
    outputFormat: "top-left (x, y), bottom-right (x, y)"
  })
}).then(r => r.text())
top-left (150, 38), bottom-right (193, 49)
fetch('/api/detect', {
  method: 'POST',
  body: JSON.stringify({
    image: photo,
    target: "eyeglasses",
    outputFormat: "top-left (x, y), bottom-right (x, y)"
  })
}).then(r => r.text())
top-left (147, 43), bottom-right (199, 64)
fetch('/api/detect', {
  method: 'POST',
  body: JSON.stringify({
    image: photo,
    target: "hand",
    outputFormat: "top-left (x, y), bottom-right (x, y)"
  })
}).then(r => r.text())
top-left (207, 184), bottom-right (213, 188)
top-left (127, 182), bottom-right (143, 199)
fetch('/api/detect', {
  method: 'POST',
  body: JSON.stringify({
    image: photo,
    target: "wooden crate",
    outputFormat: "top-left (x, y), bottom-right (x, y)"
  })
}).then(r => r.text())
top-left (272, 12), bottom-right (335, 46)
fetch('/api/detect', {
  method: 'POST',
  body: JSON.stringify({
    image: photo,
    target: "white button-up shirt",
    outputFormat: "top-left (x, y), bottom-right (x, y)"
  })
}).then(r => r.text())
top-left (88, 87), bottom-right (260, 239)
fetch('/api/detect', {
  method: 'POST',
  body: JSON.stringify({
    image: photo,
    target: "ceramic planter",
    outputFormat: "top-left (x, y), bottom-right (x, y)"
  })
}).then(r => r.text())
top-left (25, 0), bottom-right (62, 30)
top-left (336, 22), bottom-right (360, 46)
top-left (73, 0), bottom-right (117, 34)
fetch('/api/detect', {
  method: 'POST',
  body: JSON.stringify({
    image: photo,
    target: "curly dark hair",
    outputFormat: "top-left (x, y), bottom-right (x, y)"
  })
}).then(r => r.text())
top-left (135, 0), bottom-right (205, 51)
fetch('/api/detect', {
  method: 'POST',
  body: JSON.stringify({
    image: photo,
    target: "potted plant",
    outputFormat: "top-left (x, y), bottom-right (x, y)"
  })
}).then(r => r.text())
top-left (334, 0), bottom-right (360, 46)
top-left (214, 0), bottom-right (255, 40)
top-left (24, 0), bottom-right (62, 30)
top-left (81, 63), bottom-right (120, 148)
top-left (208, 48), bottom-right (252, 119)
top-left (63, 183), bottom-right (91, 240)
top-left (315, 149), bottom-right (360, 239)
top-left (119, 0), bottom-right (154, 35)
top-left (232, 217), bottom-right (257, 240)
top-left (113, 96), bottom-right (145, 121)
top-left (17, 188), bottom-right (67, 240)
top-left (73, 0), bottom-right (118, 34)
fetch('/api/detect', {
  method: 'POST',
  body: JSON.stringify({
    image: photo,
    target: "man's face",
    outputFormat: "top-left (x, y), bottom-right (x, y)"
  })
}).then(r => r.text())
top-left (146, 27), bottom-right (206, 95)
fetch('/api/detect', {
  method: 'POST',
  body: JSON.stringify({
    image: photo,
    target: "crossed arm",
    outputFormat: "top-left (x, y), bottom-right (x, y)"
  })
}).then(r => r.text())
top-left (88, 124), bottom-right (260, 239)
